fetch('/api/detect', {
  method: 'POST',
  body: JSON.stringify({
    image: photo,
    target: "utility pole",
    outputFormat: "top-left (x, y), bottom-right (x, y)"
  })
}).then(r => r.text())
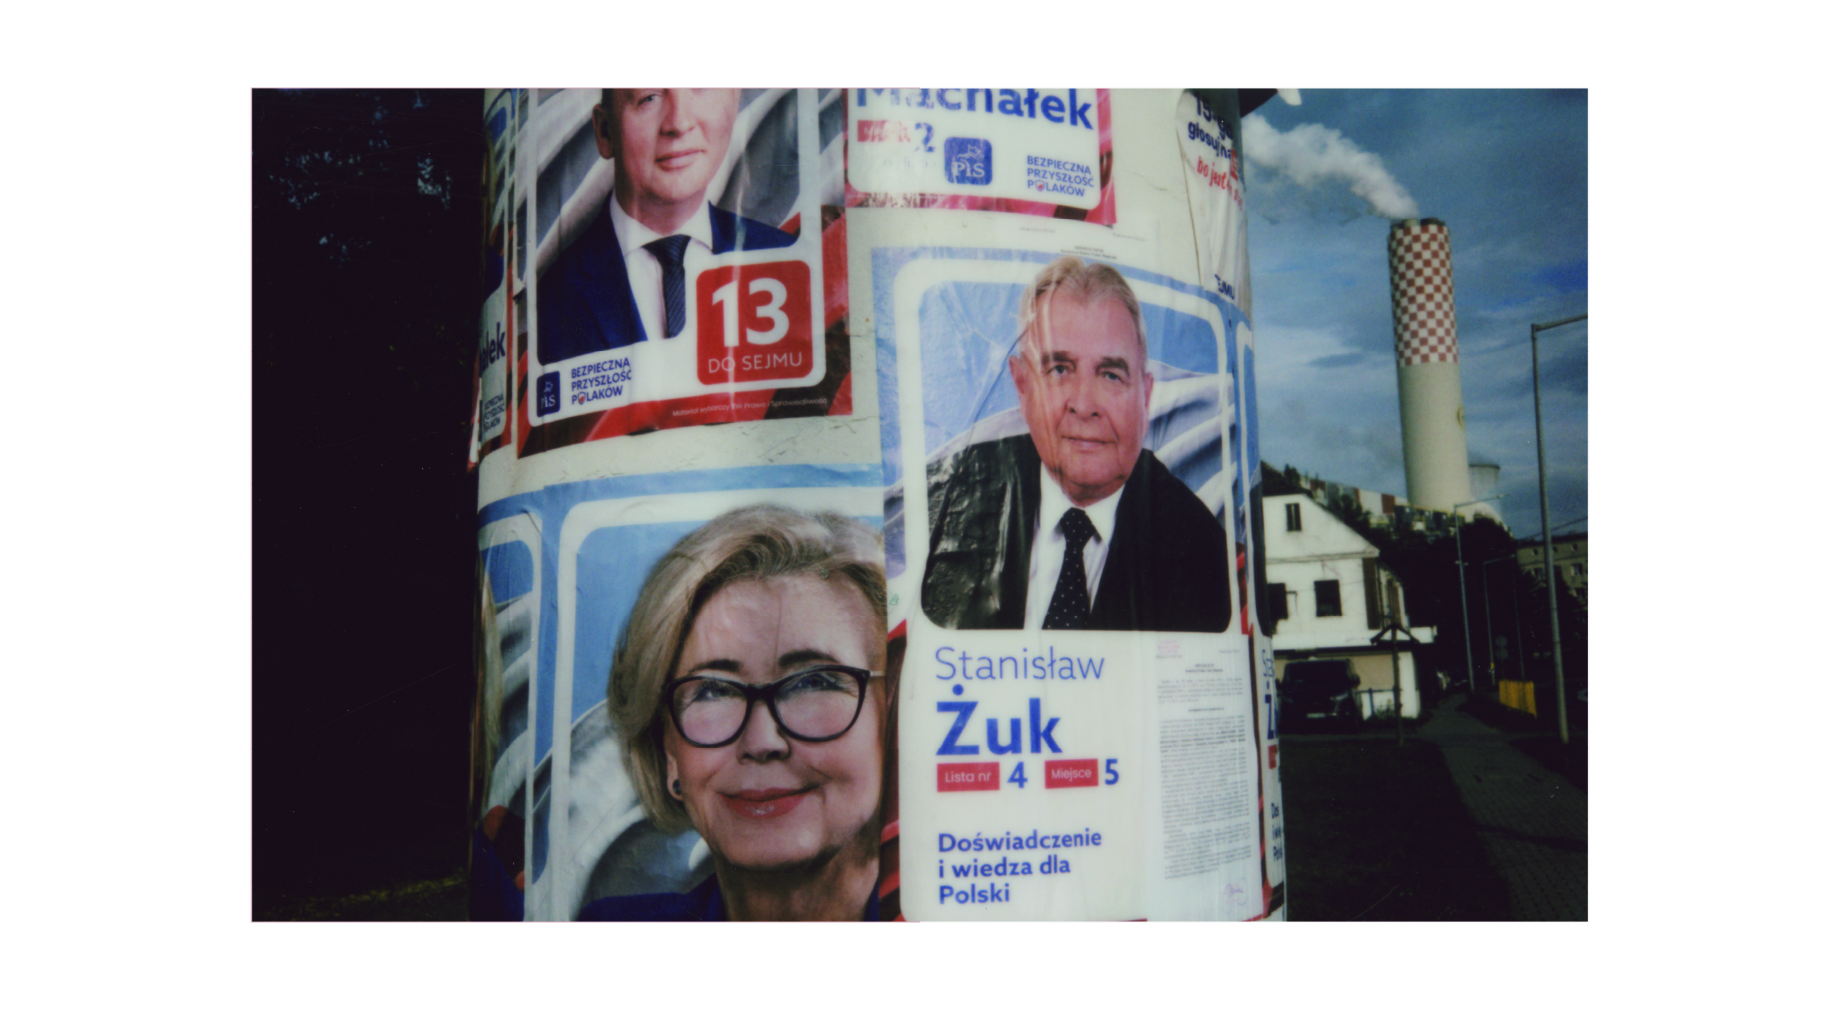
top-left (1455, 516), bottom-right (1474, 693)
top-left (1479, 555), bottom-right (1519, 688)
top-left (1389, 582), bottom-right (1403, 748)
top-left (1472, 551), bottom-right (1516, 684)
top-left (1510, 557), bottom-right (1525, 679)
top-left (1532, 313), bottom-right (1585, 745)
top-left (1480, 562), bottom-right (1496, 689)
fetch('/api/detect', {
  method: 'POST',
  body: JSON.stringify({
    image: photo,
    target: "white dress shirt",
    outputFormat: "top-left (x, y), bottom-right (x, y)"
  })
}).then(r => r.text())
top-left (608, 196), bottom-right (716, 342)
top-left (1024, 464), bottom-right (1125, 629)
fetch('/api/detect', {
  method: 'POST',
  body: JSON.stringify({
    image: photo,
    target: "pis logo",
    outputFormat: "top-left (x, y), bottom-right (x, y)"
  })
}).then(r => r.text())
top-left (944, 137), bottom-right (991, 186)
top-left (535, 372), bottom-right (561, 417)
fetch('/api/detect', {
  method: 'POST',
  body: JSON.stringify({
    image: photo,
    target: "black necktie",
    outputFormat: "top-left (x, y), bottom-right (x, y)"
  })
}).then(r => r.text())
top-left (644, 235), bottom-right (691, 338)
top-left (1043, 508), bottom-right (1097, 630)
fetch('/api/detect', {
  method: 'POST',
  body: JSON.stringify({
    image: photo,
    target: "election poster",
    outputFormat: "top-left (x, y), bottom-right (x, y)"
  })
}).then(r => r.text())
top-left (468, 472), bottom-right (887, 921)
top-left (519, 89), bottom-right (850, 457)
top-left (1177, 91), bottom-right (1252, 318)
top-left (470, 514), bottom-right (542, 920)
top-left (477, 286), bottom-right (511, 447)
top-left (471, 89), bottom-right (522, 467)
top-left (1178, 90), bottom-right (1287, 899)
top-left (471, 89), bottom-right (1281, 921)
top-left (867, 234), bottom-right (1264, 919)
top-left (846, 89), bottom-right (1115, 225)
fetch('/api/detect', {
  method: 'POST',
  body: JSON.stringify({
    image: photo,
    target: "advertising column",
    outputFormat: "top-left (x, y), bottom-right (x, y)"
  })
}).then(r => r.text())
top-left (469, 88), bottom-right (1281, 921)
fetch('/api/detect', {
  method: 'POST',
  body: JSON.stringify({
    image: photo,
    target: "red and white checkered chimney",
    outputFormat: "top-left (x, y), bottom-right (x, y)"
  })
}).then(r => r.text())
top-left (1388, 218), bottom-right (1472, 513)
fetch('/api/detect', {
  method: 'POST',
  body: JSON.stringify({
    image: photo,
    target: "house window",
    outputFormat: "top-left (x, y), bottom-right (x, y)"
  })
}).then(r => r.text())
top-left (1314, 579), bottom-right (1342, 617)
top-left (1285, 503), bottom-right (1302, 532)
top-left (1267, 582), bottom-right (1289, 620)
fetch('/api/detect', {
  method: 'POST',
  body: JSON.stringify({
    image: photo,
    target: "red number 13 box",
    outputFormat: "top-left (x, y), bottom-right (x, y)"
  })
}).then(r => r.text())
top-left (695, 260), bottom-right (815, 385)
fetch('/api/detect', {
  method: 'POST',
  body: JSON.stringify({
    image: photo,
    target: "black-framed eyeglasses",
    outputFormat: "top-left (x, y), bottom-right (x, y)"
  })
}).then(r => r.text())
top-left (665, 665), bottom-right (875, 748)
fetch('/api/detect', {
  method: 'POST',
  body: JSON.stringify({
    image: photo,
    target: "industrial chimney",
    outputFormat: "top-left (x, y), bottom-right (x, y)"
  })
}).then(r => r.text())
top-left (1388, 218), bottom-right (1473, 515)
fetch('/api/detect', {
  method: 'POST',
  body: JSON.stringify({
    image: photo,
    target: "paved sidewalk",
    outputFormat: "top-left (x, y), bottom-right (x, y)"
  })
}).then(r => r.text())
top-left (1418, 694), bottom-right (1588, 920)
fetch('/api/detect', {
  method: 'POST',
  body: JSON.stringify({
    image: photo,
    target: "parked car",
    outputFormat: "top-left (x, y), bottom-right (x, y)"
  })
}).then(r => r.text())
top-left (1279, 659), bottom-right (1362, 731)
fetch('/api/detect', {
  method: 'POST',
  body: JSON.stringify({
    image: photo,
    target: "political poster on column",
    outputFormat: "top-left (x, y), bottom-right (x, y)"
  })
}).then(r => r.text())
top-left (870, 237), bottom-right (1264, 920)
top-left (470, 514), bottom-right (542, 920)
top-left (1177, 91), bottom-right (1250, 318)
top-left (1178, 91), bottom-right (1287, 908)
top-left (471, 88), bottom-right (521, 467)
top-left (846, 89), bottom-right (1115, 225)
top-left (473, 89), bottom-right (1282, 921)
top-left (550, 485), bottom-right (886, 921)
top-left (521, 89), bottom-right (850, 456)
top-left (468, 468), bottom-right (889, 922)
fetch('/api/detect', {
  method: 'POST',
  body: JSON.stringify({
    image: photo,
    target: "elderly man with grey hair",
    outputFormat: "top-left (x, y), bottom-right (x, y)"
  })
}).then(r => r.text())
top-left (921, 256), bottom-right (1230, 633)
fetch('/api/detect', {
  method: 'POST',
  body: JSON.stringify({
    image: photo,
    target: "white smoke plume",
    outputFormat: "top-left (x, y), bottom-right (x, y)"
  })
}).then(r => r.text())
top-left (1241, 114), bottom-right (1419, 220)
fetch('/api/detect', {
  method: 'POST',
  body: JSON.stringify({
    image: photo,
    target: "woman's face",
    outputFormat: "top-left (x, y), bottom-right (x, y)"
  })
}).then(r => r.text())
top-left (663, 574), bottom-right (885, 874)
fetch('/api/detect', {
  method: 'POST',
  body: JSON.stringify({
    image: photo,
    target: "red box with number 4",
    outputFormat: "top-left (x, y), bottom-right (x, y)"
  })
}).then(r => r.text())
top-left (695, 260), bottom-right (814, 385)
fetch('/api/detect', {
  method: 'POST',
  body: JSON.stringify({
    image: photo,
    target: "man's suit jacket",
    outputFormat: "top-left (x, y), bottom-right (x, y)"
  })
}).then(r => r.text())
top-left (921, 434), bottom-right (1231, 633)
top-left (537, 203), bottom-right (798, 365)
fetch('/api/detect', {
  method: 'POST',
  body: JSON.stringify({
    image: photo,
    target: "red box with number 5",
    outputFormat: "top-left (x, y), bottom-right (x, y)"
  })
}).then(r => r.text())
top-left (694, 260), bottom-right (814, 385)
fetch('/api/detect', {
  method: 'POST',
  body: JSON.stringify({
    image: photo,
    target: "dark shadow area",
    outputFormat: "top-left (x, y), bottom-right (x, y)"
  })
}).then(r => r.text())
top-left (1279, 738), bottom-right (1514, 920)
top-left (1278, 711), bottom-right (1428, 740)
top-left (1458, 694), bottom-right (1588, 793)
top-left (1508, 736), bottom-right (1588, 794)
top-left (1458, 691), bottom-right (1541, 733)
top-left (1471, 823), bottom-right (1589, 856)
top-left (253, 89), bottom-right (484, 919)
top-left (257, 874), bottom-right (467, 922)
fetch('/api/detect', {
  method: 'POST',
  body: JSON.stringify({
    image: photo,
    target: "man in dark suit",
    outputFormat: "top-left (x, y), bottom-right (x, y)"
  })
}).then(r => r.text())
top-left (538, 89), bottom-right (798, 365)
top-left (921, 257), bottom-right (1230, 633)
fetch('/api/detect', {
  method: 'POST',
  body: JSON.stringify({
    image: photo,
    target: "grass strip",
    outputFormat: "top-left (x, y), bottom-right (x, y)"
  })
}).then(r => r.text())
top-left (1280, 738), bottom-right (1514, 920)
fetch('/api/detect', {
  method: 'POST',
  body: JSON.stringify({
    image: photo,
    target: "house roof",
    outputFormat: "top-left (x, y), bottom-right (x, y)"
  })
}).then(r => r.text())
top-left (1262, 462), bottom-right (1395, 552)
top-left (1261, 461), bottom-right (1307, 497)
top-left (1264, 491), bottom-right (1383, 561)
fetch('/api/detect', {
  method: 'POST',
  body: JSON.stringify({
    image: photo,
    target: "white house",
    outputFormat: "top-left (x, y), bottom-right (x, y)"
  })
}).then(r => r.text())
top-left (1263, 487), bottom-right (1436, 718)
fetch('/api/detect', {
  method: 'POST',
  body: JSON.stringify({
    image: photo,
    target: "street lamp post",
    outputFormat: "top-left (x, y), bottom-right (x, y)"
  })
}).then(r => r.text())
top-left (1532, 313), bottom-right (1585, 745)
top-left (1511, 563), bottom-right (1524, 679)
top-left (1480, 561), bottom-right (1495, 688)
top-left (1479, 555), bottom-right (1519, 687)
top-left (1452, 495), bottom-right (1505, 696)
top-left (1455, 519), bottom-right (1474, 693)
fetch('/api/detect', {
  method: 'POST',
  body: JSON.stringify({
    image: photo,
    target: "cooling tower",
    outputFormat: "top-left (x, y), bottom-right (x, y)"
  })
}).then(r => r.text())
top-left (1388, 218), bottom-right (1472, 514)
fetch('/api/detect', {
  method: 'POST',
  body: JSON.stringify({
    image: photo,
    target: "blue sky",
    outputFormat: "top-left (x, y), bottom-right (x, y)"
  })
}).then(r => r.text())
top-left (1243, 90), bottom-right (1587, 537)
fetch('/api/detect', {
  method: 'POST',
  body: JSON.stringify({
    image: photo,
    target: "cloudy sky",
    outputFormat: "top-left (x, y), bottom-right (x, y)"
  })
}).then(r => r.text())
top-left (1242, 89), bottom-right (1587, 537)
